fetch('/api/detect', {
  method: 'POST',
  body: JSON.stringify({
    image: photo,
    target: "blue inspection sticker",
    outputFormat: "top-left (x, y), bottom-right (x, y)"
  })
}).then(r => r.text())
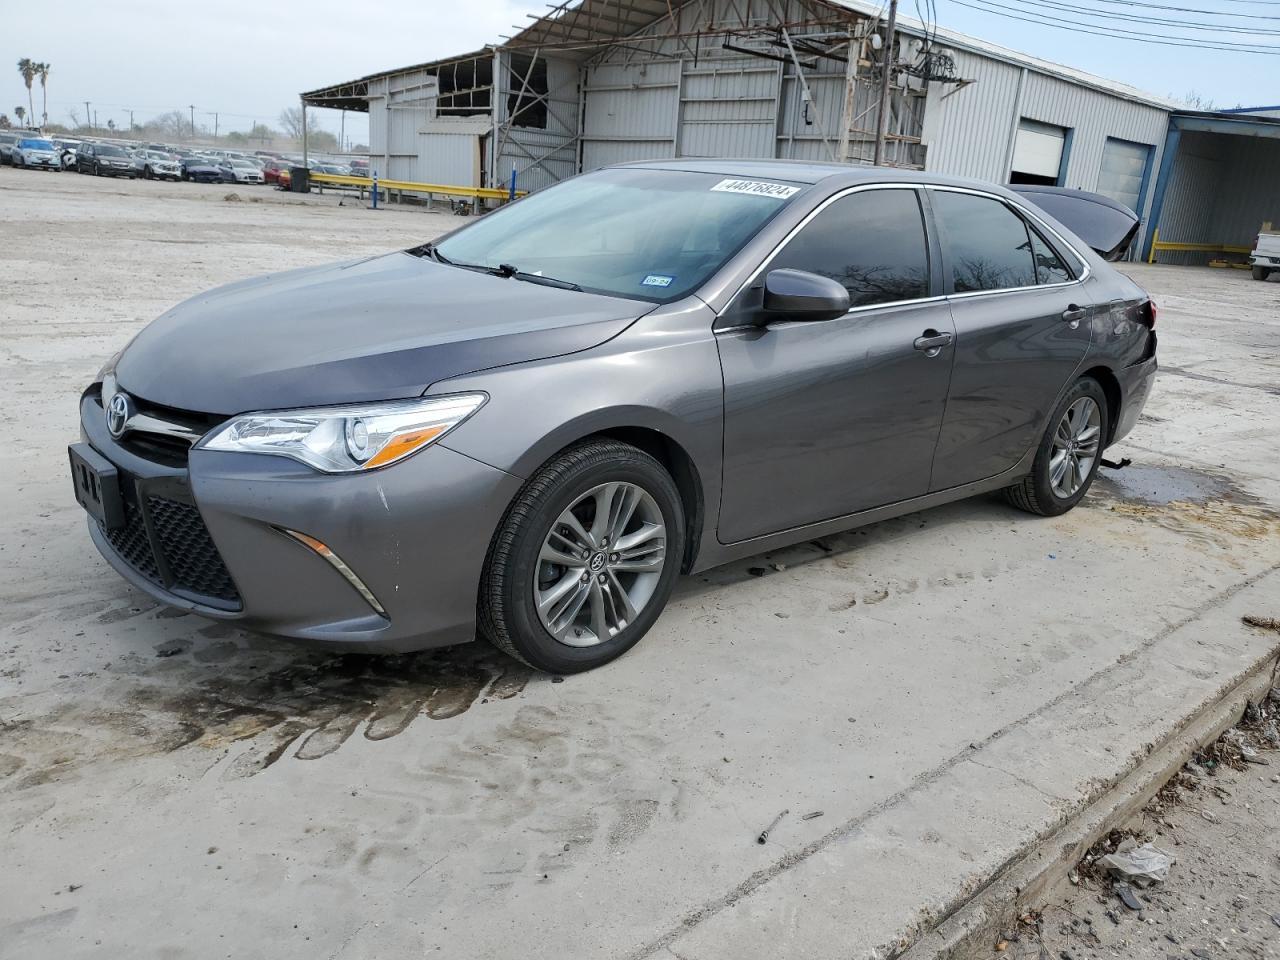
top-left (641, 274), bottom-right (675, 288)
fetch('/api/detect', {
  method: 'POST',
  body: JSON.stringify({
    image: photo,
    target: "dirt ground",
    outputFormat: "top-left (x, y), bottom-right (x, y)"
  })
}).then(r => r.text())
top-left (2, 169), bottom-right (1280, 960)
top-left (992, 685), bottom-right (1280, 960)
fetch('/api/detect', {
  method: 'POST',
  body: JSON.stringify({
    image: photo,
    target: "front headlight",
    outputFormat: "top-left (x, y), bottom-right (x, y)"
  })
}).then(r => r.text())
top-left (197, 394), bottom-right (487, 473)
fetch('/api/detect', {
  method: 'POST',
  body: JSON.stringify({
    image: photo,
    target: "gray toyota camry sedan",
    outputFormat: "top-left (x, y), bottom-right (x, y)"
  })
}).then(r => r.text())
top-left (72, 159), bottom-right (1157, 673)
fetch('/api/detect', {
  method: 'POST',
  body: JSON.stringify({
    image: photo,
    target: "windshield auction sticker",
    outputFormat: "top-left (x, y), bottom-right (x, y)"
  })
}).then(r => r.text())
top-left (710, 178), bottom-right (801, 200)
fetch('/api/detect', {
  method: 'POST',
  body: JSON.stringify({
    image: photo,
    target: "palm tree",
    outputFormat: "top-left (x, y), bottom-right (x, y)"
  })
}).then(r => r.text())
top-left (37, 62), bottom-right (50, 127)
top-left (17, 59), bottom-right (36, 126)
top-left (14, 105), bottom-right (25, 127)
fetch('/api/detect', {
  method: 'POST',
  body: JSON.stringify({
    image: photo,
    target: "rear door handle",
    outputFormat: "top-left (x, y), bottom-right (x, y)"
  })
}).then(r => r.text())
top-left (1062, 304), bottom-right (1087, 326)
top-left (913, 330), bottom-right (954, 356)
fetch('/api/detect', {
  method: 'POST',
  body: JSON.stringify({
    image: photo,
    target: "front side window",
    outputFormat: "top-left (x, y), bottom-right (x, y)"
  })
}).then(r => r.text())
top-left (434, 168), bottom-right (803, 303)
top-left (769, 189), bottom-right (930, 308)
top-left (933, 191), bottom-right (1037, 293)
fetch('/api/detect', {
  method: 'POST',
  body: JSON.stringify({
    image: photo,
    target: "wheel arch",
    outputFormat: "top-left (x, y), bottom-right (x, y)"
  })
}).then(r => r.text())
top-left (1080, 365), bottom-right (1122, 446)
top-left (485, 411), bottom-right (710, 576)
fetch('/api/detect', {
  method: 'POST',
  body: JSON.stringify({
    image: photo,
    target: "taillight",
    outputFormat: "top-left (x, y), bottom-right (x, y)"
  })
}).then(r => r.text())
top-left (1140, 299), bottom-right (1157, 329)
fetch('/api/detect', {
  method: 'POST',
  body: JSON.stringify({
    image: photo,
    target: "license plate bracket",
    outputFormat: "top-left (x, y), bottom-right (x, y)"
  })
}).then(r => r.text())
top-left (69, 443), bottom-right (125, 530)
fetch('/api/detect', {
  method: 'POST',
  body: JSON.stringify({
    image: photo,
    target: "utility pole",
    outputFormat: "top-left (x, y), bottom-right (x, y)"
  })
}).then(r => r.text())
top-left (93, 110), bottom-right (98, 131)
top-left (212, 112), bottom-right (218, 139)
top-left (873, 0), bottom-right (899, 167)
top-left (84, 100), bottom-right (91, 131)
top-left (128, 109), bottom-right (134, 132)
top-left (189, 104), bottom-right (196, 138)
top-left (340, 109), bottom-right (345, 153)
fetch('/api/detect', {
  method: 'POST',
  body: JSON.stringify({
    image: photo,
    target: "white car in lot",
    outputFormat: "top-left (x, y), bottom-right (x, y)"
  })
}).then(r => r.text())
top-left (139, 150), bottom-right (183, 181)
top-left (14, 137), bottom-right (62, 171)
top-left (1250, 228), bottom-right (1280, 281)
top-left (224, 158), bottom-right (265, 184)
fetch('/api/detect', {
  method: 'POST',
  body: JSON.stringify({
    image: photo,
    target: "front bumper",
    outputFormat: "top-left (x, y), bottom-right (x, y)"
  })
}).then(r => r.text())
top-left (78, 389), bottom-right (522, 652)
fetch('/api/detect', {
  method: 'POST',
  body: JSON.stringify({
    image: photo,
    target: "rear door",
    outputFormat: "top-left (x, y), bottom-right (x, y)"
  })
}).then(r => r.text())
top-left (716, 186), bottom-right (955, 543)
top-left (926, 187), bottom-right (1093, 491)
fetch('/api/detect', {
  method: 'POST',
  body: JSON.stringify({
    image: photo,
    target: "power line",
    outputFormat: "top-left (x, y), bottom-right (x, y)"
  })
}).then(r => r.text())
top-left (942, 0), bottom-right (1280, 51)
top-left (1010, 0), bottom-right (1280, 33)
top-left (1063, 0), bottom-right (1280, 21)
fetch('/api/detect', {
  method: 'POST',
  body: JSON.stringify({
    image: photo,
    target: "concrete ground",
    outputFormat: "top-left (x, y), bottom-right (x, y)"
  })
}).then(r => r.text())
top-left (2, 170), bottom-right (1279, 960)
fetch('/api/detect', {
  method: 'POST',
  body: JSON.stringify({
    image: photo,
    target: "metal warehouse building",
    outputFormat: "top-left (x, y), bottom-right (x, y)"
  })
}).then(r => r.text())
top-left (301, 0), bottom-right (1280, 262)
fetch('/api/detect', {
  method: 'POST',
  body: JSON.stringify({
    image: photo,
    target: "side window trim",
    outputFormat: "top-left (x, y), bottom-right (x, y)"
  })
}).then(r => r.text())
top-left (924, 184), bottom-right (1090, 300)
top-left (715, 183), bottom-right (944, 329)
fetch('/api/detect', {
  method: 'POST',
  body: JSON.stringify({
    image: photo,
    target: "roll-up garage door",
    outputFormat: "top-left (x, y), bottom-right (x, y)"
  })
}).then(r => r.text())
top-left (1010, 119), bottom-right (1067, 185)
top-left (1096, 137), bottom-right (1151, 215)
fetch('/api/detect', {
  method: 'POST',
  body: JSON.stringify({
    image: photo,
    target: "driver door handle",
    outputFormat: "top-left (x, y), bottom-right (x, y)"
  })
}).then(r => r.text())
top-left (913, 330), bottom-right (954, 356)
top-left (1062, 304), bottom-right (1087, 326)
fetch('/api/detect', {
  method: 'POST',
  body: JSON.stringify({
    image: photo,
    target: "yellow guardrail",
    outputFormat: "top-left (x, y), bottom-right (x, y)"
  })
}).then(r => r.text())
top-left (307, 172), bottom-right (526, 202)
top-left (1147, 228), bottom-right (1251, 264)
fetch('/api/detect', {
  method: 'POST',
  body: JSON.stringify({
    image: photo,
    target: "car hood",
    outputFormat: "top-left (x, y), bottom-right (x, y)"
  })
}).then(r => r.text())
top-left (115, 251), bottom-right (649, 415)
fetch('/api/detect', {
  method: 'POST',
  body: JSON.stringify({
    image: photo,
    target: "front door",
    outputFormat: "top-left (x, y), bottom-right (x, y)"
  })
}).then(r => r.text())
top-left (716, 186), bottom-right (955, 544)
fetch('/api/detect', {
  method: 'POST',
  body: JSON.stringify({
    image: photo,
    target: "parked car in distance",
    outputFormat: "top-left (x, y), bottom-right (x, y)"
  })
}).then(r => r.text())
top-left (13, 137), bottom-right (61, 170)
top-left (224, 158), bottom-right (265, 184)
top-left (261, 159), bottom-right (288, 184)
top-left (139, 150), bottom-right (182, 181)
top-left (73, 161), bottom-right (1158, 674)
top-left (1250, 228), bottom-right (1280, 280)
top-left (180, 156), bottom-right (232, 183)
top-left (53, 139), bottom-right (82, 169)
top-left (0, 132), bottom-right (19, 164)
top-left (348, 158), bottom-right (370, 177)
top-left (76, 142), bottom-right (137, 177)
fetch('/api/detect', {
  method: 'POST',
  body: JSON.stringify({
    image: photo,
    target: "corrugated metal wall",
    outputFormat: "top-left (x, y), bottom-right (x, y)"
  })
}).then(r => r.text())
top-left (495, 54), bottom-right (581, 193)
top-left (367, 70), bottom-right (439, 181)
top-left (920, 49), bottom-right (1170, 252)
top-left (1155, 130), bottom-right (1280, 264)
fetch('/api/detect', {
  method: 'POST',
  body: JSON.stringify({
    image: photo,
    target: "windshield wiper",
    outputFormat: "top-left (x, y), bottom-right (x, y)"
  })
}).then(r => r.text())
top-left (492, 262), bottom-right (582, 291)
top-left (405, 242), bottom-right (453, 264)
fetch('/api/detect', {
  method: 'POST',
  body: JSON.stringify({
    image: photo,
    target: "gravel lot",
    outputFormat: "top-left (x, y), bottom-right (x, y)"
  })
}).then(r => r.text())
top-left (2, 169), bottom-right (1279, 960)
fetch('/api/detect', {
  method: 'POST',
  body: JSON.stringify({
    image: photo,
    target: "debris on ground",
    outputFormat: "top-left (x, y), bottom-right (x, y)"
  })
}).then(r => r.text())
top-left (992, 690), bottom-right (1280, 958)
top-left (1097, 841), bottom-right (1174, 885)
top-left (1241, 614), bottom-right (1280, 631)
top-left (223, 192), bottom-right (241, 202)
top-left (756, 809), bottom-right (788, 845)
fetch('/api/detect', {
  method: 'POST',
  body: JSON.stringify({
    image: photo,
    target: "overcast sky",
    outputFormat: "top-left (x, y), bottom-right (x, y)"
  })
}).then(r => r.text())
top-left (4, 0), bottom-right (1273, 148)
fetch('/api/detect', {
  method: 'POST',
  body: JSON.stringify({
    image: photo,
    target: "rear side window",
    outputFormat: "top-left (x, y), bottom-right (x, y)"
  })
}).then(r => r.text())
top-left (769, 189), bottom-right (930, 308)
top-left (933, 191), bottom-right (1037, 293)
top-left (1028, 227), bottom-right (1071, 284)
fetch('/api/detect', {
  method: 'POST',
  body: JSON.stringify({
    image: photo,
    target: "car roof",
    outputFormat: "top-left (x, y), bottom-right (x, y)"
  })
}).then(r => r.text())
top-left (609, 158), bottom-right (1023, 195)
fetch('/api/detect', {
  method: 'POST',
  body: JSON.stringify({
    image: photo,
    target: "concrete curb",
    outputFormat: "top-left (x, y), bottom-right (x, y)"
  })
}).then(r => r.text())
top-left (901, 638), bottom-right (1280, 960)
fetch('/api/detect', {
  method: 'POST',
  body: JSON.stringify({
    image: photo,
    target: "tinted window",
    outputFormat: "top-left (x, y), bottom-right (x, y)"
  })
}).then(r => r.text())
top-left (770, 189), bottom-right (930, 307)
top-left (1028, 227), bottom-right (1071, 284)
top-left (933, 191), bottom-right (1036, 293)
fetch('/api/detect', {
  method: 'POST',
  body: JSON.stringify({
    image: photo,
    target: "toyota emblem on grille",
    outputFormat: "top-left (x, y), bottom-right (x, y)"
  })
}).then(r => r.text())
top-left (106, 392), bottom-right (132, 439)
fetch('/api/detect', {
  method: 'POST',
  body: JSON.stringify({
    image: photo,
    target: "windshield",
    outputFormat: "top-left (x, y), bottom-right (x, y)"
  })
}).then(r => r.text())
top-left (433, 168), bottom-right (802, 303)
top-left (97, 145), bottom-right (125, 156)
top-left (20, 139), bottom-right (53, 150)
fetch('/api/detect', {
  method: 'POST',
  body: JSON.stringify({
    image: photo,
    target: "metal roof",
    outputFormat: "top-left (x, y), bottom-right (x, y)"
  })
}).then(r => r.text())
top-left (300, 49), bottom-right (491, 112)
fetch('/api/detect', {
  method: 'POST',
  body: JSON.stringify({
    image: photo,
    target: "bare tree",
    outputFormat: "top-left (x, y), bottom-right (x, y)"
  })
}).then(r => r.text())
top-left (17, 58), bottom-right (36, 125)
top-left (279, 106), bottom-right (304, 140)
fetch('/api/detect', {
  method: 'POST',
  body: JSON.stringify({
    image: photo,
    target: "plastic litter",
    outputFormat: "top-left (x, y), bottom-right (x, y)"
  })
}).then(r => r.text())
top-left (1097, 842), bottom-right (1174, 886)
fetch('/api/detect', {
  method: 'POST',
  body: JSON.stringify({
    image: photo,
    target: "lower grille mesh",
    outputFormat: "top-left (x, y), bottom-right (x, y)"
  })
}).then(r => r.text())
top-left (100, 495), bottom-right (241, 607)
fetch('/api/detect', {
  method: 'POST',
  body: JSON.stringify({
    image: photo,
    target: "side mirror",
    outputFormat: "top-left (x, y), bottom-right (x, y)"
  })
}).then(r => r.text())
top-left (761, 268), bottom-right (850, 322)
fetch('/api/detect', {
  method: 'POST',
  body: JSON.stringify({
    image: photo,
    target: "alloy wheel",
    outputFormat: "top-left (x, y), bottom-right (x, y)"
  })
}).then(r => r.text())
top-left (1049, 396), bottom-right (1101, 498)
top-left (534, 482), bottom-right (667, 647)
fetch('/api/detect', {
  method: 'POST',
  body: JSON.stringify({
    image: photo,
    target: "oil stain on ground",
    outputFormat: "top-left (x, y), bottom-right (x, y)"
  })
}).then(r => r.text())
top-left (4, 643), bottom-right (532, 788)
top-left (1091, 463), bottom-right (1278, 545)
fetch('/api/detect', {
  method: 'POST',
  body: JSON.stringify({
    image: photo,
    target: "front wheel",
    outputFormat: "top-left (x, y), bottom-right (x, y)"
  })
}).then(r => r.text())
top-left (1253, 265), bottom-right (1271, 281)
top-left (1004, 377), bottom-right (1109, 517)
top-left (479, 439), bottom-right (685, 674)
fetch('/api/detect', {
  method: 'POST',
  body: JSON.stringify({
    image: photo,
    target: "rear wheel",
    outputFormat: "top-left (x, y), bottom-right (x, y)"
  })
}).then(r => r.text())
top-left (479, 439), bottom-right (684, 674)
top-left (1004, 377), bottom-right (1109, 517)
top-left (1252, 265), bottom-right (1271, 281)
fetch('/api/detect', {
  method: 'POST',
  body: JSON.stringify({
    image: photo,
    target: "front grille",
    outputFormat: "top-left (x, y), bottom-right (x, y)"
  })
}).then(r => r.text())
top-left (99, 493), bottom-right (241, 609)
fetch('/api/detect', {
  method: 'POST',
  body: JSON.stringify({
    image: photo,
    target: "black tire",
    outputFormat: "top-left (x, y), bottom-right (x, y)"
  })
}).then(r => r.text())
top-left (1004, 376), bottom-right (1110, 517)
top-left (1252, 265), bottom-right (1270, 281)
top-left (479, 439), bottom-right (685, 674)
